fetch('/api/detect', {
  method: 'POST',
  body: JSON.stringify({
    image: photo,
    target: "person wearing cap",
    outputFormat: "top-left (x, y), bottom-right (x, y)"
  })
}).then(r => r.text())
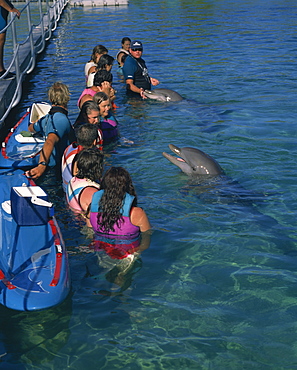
top-left (122, 40), bottom-right (159, 99)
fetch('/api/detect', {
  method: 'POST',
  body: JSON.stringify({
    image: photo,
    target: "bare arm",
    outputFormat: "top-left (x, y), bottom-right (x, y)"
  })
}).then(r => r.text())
top-left (131, 207), bottom-right (151, 232)
top-left (28, 122), bottom-right (35, 132)
top-left (79, 186), bottom-right (98, 213)
top-left (125, 78), bottom-right (147, 99)
top-left (79, 94), bottom-right (93, 109)
top-left (150, 77), bottom-right (160, 86)
top-left (0, 0), bottom-right (20, 17)
top-left (27, 133), bottom-right (59, 179)
top-left (117, 52), bottom-right (125, 67)
top-left (138, 229), bottom-right (152, 252)
top-left (88, 65), bottom-right (96, 75)
top-left (99, 81), bottom-right (111, 97)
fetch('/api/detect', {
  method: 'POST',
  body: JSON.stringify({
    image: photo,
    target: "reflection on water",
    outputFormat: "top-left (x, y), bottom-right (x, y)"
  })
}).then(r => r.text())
top-left (1, 0), bottom-right (297, 368)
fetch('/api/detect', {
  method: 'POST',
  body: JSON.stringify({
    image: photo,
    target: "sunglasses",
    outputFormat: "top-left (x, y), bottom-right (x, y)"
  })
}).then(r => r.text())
top-left (131, 48), bottom-right (142, 52)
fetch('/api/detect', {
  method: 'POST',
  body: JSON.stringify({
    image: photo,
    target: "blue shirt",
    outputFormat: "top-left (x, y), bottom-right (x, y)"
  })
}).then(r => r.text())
top-left (33, 109), bottom-right (72, 167)
top-left (122, 55), bottom-right (151, 91)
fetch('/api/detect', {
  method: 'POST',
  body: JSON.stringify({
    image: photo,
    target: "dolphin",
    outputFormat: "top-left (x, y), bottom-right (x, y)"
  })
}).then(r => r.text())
top-left (162, 144), bottom-right (224, 176)
top-left (143, 88), bottom-right (183, 102)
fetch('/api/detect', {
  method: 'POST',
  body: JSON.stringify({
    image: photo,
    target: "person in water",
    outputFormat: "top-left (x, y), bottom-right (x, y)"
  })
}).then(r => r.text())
top-left (74, 100), bottom-right (100, 127)
top-left (84, 44), bottom-right (108, 82)
top-left (78, 70), bottom-right (113, 109)
top-left (66, 148), bottom-right (104, 227)
top-left (89, 166), bottom-right (151, 260)
top-left (87, 54), bottom-right (114, 88)
top-left (122, 40), bottom-right (159, 99)
top-left (116, 37), bottom-right (131, 69)
top-left (73, 101), bottom-right (103, 150)
top-left (27, 82), bottom-right (73, 180)
top-left (93, 92), bottom-right (119, 145)
top-left (61, 123), bottom-right (100, 192)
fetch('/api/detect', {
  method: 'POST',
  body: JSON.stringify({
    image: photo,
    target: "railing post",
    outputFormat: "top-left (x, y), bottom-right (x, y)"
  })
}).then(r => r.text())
top-left (45, 0), bottom-right (52, 40)
top-left (52, 1), bottom-right (58, 32)
top-left (10, 13), bottom-right (22, 108)
top-left (36, 0), bottom-right (46, 53)
top-left (10, 13), bottom-right (19, 80)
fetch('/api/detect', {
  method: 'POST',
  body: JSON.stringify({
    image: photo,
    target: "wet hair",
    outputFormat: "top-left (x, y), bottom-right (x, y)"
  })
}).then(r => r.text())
top-left (93, 91), bottom-right (109, 106)
top-left (97, 167), bottom-right (137, 232)
top-left (75, 148), bottom-right (104, 182)
top-left (90, 45), bottom-right (108, 63)
top-left (121, 37), bottom-right (131, 45)
top-left (75, 123), bottom-right (99, 148)
top-left (93, 70), bottom-right (113, 86)
top-left (48, 82), bottom-right (70, 107)
top-left (74, 101), bottom-right (99, 128)
top-left (96, 54), bottom-right (114, 70)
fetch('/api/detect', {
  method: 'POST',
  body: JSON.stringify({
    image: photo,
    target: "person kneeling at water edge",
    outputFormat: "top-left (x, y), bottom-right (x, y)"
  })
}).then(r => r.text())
top-left (66, 148), bottom-right (104, 227)
top-left (89, 167), bottom-right (151, 273)
top-left (27, 82), bottom-right (73, 180)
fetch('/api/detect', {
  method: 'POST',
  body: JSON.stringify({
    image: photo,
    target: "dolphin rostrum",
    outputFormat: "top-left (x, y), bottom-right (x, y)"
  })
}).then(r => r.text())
top-left (143, 88), bottom-right (183, 102)
top-left (162, 144), bottom-right (224, 176)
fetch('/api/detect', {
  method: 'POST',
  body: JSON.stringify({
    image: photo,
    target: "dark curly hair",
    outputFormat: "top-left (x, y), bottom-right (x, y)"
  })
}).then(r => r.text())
top-left (93, 70), bottom-right (113, 86)
top-left (75, 148), bottom-right (104, 182)
top-left (97, 167), bottom-right (137, 232)
top-left (96, 54), bottom-right (114, 70)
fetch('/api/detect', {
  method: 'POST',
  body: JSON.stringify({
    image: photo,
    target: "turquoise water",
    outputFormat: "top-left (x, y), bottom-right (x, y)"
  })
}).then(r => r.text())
top-left (1, 0), bottom-right (297, 368)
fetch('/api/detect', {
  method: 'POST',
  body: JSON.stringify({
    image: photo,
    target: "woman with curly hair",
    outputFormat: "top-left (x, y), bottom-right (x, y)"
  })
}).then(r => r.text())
top-left (66, 148), bottom-right (104, 225)
top-left (89, 167), bottom-right (151, 259)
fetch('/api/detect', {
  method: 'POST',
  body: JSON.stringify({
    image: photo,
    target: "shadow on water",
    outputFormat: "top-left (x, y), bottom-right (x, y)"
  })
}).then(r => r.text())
top-left (0, 294), bottom-right (72, 368)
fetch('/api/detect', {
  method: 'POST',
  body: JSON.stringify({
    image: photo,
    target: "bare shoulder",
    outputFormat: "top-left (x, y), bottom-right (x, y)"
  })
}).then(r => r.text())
top-left (131, 207), bottom-right (151, 232)
top-left (131, 206), bottom-right (145, 217)
top-left (80, 186), bottom-right (99, 212)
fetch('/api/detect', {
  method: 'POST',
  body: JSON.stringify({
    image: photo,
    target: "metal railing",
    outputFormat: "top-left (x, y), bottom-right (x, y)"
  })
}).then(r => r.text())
top-left (0, 0), bottom-right (68, 125)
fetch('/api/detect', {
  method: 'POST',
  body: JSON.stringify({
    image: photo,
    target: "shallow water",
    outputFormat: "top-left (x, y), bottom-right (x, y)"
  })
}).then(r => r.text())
top-left (1, 0), bottom-right (297, 368)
